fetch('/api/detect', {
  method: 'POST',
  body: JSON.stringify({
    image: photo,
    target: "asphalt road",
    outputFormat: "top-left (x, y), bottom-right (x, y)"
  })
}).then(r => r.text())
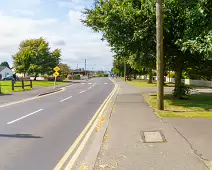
top-left (0, 77), bottom-right (114, 170)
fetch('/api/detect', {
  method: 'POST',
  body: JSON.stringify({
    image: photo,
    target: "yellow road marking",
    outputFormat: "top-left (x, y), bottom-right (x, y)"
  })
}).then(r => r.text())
top-left (53, 83), bottom-right (118, 170)
top-left (0, 84), bottom-right (74, 109)
top-left (64, 85), bottom-right (117, 170)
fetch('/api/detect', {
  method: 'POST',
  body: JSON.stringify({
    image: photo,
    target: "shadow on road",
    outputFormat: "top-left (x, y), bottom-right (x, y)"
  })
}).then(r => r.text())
top-left (0, 134), bottom-right (42, 139)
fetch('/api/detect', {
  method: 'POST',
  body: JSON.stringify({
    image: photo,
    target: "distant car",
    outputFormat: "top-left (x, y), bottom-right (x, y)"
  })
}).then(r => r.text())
top-left (3, 75), bottom-right (19, 81)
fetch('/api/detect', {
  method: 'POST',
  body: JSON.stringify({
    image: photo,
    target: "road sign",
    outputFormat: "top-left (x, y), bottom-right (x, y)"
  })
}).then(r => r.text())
top-left (54, 66), bottom-right (60, 72)
top-left (53, 72), bottom-right (59, 77)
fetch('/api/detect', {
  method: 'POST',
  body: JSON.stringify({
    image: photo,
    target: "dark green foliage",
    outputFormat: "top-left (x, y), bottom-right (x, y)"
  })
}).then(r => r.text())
top-left (172, 83), bottom-right (193, 100)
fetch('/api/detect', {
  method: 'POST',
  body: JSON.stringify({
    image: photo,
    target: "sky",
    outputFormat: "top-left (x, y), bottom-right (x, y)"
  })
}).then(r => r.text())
top-left (0, 0), bottom-right (113, 71)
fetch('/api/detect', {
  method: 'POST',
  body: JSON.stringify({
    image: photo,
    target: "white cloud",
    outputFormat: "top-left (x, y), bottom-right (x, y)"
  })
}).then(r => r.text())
top-left (52, 40), bottom-right (66, 46)
top-left (58, 1), bottom-right (85, 11)
top-left (57, 1), bottom-right (72, 8)
top-left (13, 9), bottom-right (34, 16)
top-left (1, 0), bottom-right (41, 11)
top-left (0, 1), bottom-right (113, 71)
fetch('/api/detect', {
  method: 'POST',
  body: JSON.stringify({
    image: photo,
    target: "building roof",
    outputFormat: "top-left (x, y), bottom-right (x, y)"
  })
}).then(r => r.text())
top-left (0, 66), bottom-right (6, 72)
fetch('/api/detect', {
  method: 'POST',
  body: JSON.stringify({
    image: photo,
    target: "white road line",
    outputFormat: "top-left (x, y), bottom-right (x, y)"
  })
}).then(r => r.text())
top-left (60, 96), bottom-right (72, 102)
top-left (81, 83), bottom-right (85, 84)
top-left (88, 83), bottom-right (92, 84)
top-left (7, 109), bottom-right (44, 125)
top-left (104, 83), bottom-right (108, 84)
top-left (80, 90), bottom-right (85, 94)
top-left (88, 87), bottom-right (92, 90)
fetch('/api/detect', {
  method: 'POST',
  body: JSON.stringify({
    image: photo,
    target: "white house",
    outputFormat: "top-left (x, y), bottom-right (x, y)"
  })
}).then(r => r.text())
top-left (0, 66), bottom-right (13, 80)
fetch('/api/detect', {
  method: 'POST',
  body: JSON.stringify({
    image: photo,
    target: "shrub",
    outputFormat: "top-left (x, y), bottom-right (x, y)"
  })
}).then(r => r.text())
top-left (172, 83), bottom-right (193, 99)
top-left (48, 77), bottom-right (64, 81)
top-left (73, 74), bottom-right (80, 80)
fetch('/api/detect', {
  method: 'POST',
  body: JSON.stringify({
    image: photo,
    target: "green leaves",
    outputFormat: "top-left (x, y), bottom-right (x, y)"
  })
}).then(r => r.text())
top-left (59, 63), bottom-right (71, 78)
top-left (13, 37), bottom-right (61, 76)
top-left (0, 62), bottom-right (10, 68)
top-left (83, 0), bottom-right (212, 80)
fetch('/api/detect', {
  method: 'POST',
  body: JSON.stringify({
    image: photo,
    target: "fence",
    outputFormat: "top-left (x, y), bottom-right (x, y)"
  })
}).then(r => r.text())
top-left (139, 75), bottom-right (212, 88)
top-left (12, 80), bottom-right (33, 90)
top-left (165, 78), bottom-right (212, 88)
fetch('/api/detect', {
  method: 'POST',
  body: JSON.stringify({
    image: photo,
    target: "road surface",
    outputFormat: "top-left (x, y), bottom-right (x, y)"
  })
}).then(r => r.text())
top-left (0, 77), bottom-right (114, 170)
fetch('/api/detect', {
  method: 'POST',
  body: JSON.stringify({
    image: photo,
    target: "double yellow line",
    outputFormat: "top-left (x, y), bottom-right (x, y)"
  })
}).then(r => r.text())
top-left (54, 83), bottom-right (118, 170)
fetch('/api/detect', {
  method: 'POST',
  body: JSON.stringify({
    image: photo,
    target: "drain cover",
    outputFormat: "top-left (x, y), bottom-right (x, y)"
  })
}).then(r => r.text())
top-left (141, 130), bottom-right (166, 143)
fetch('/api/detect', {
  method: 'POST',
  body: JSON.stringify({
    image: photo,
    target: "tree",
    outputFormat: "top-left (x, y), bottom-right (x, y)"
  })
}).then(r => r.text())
top-left (83, 0), bottom-right (212, 99)
top-left (0, 62), bottom-right (10, 68)
top-left (13, 37), bottom-right (61, 80)
top-left (82, 0), bottom-right (157, 83)
top-left (59, 63), bottom-right (71, 77)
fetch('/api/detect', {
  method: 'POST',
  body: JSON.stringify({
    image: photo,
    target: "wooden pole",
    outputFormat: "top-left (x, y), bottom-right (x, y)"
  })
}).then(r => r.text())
top-left (124, 60), bottom-right (126, 81)
top-left (12, 80), bottom-right (14, 91)
top-left (30, 80), bottom-right (33, 88)
top-left (156, 0), bottom-right (164, 110)
top-left (22, 80), bottom-right (24, 90)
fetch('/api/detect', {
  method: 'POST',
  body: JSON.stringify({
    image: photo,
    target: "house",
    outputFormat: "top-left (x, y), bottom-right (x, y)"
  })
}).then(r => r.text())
top-left (0, 66), bottom-right (13, 80)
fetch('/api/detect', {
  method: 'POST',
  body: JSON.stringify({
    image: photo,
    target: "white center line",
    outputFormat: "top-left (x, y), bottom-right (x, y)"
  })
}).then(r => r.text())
top-left (104, 83), bottom-right (108, 84)
top-left (80, 90), bottom-right (85, 94)
top-left (88, 83), bottom-right (92, 84)
top-left (7, 109), bottom-right (44, 125)
top-left (60, 96), bottom-right (72, 102)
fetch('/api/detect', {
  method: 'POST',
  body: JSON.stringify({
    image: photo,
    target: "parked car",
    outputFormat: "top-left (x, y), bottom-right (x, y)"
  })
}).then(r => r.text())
top-left (3, 75), bottom-right (19, 81)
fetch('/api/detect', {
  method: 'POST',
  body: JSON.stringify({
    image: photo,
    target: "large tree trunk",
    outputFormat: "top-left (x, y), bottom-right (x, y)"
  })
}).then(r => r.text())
top-left (34, 73), bottom-right (38, 80)
top-left (134, 75), bottom-right (136, 79)
top-left (148, 69), bottom-right (153, 83)
top-left (175, 67), bottom-right (183, 88)
top-left (129, 73), bottom-right (132, 81)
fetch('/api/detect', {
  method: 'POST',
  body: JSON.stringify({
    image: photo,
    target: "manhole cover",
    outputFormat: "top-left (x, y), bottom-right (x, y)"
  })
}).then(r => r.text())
top-left (141, 130), bottom-right (166, 143)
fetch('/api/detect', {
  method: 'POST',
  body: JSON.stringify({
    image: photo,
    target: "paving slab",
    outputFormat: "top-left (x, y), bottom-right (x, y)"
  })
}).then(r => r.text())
top-left (165, 118), bottom-right (212, 161)
top-left (94, 79), bottom-right (208, 170)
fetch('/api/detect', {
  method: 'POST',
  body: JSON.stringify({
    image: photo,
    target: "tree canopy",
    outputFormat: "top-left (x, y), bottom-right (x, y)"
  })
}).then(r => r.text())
top-left (13, 38), bottom-right (61, 79)
top-left (0, 61), bottom-right (10, 69)
top-left (82, 0), bottom-right (212, 89)
top-left (59, 63), bottom-right (71, 77)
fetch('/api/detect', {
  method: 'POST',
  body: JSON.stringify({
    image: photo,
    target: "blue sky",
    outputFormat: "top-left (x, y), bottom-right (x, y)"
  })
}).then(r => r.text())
top-left (0, 0), bottom-right (113, 71)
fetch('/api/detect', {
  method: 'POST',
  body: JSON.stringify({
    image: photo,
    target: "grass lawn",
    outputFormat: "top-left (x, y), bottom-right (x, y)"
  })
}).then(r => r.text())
top-left (32, 81), bottom-right (66, 87)
top-left (128, 79), bottom-right (175, 88)
top-left (0, 80), bottom-right (66, 94)
top-left (146, 93), bottom-right (212, 118)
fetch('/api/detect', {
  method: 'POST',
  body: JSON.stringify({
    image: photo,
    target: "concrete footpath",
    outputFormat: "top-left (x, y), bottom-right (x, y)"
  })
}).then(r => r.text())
top-left (94, 79), bottom-right (208, 170)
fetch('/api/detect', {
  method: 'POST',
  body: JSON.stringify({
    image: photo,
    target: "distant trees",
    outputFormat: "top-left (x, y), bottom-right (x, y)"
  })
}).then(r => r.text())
top-left (13, 37), bottom-right (61, 80)
top-left (0, 62), bottom-right (10, 69)
top-left (59, 63), bottom-right (71, 77)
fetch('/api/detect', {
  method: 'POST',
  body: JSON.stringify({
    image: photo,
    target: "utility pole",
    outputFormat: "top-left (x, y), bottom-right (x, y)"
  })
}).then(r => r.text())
top-left (124, 60), bottom-right (126, 81)
top-left (77, 64), bottom-right (78, 70)
top-left (156, 0), bottom-right (164, 110)
top-left (85, 59), bottom-right (87, 76)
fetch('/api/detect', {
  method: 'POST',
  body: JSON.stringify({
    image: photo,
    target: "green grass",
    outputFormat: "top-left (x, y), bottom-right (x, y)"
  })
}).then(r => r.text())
top-left (0, 80), bottom-right (66, 94)
top-left (32, 81), bottom-right (66, 87)
top-left (145, 93), bottom-right (212, 118)
top-left (128, 79), bottom-right (175, 88)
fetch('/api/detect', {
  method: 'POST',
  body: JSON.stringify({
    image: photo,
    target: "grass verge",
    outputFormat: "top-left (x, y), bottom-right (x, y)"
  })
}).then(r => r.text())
top-left (128, 79), bottom-right (175, 88)
top-left (0, 80), bottom-right (66, 94)
top-left (32, 81), bottom-right (66, 87)
top-left (145, 93), bottom-right (212, 118)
